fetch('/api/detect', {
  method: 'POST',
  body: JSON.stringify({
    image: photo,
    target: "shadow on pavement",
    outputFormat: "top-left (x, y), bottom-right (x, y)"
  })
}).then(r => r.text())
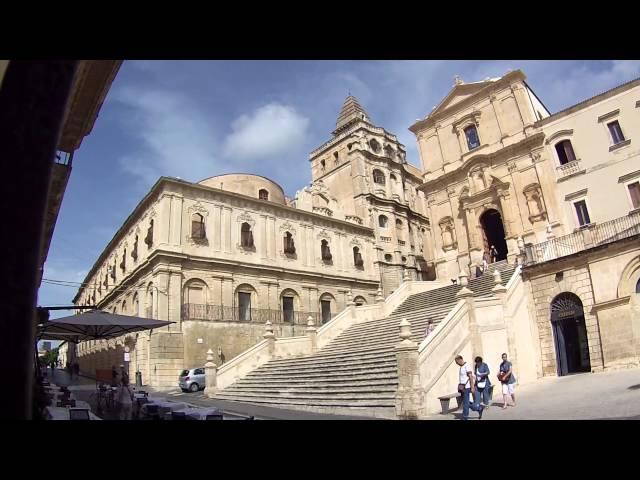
top-left (627, 384), bottom-right (640, 391)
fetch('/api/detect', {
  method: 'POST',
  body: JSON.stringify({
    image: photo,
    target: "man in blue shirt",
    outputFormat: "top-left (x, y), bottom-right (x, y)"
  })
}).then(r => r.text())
top-left (499, 353), bottom-right (517, 409)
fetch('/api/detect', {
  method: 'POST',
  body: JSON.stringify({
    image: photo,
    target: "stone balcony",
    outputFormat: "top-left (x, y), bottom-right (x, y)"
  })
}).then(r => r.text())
top-left (556, 159), bottom-right (585, 181)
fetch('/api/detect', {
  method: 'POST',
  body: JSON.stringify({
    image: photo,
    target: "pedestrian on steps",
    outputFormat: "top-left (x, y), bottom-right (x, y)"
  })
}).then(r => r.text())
top-left (455, 355), bottom-right (484, 420)
top-left (498, 352), bottom-right (517, 409)
top-left (473, 356), bottom-right (491, 408)
top-left (489, 245), bottom-right (499, 263)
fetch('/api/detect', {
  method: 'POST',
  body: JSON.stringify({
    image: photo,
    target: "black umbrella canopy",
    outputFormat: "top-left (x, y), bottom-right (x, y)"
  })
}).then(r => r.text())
top-left (37, 309), bottom-right (173, 342)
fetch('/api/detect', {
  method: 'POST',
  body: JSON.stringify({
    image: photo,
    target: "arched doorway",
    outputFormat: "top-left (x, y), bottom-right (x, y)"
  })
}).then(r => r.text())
top-left (551, 292), bottom-right (591, 376)
top-left (479, 209), bottom-right (507, 261)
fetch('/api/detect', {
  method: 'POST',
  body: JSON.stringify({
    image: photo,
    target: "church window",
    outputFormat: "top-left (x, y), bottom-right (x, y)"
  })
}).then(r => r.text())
top-left (258, 189), bottom-right (269, 201)
top-left (191, 213), bottom-right (206, 239)
top-left (464, 125), bottom-right (480, 150)
top-left (373, 169), bottom-right (385, 185)
top-left (378, 215), bottom-right (388, 228)
top-left (353, 246), bottom-right (363, 267)
top-left (555, 140), bottom-right (576, 165)
top-left (283, 231), bottom-right (296, 255)
top-left (241, 222), bottom-right (254, 248)
top-left (321, 239), bottom-right (332, 261)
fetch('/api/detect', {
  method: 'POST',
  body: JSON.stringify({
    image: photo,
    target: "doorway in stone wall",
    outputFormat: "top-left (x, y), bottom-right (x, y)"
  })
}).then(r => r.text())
top-left (479, 209), bottom-right (508, 261)
top-left (551, 292), bottom-right (591, 376)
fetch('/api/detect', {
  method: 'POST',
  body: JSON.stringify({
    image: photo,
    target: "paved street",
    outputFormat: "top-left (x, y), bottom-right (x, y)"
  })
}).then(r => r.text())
top-left (428, 367), bottom-right (640, 420)
top-left (46, 366), bottom-right (640, 420)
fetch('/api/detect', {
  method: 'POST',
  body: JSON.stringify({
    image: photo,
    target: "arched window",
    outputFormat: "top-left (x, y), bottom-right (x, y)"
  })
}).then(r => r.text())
top-left (369, 139), bottom-right (381, 153)
top-left (555, 140), bottom-right (576, 165)
top-left (384, 254), bottom-right (393, 262)
top-left (320, 159), bottom-right (326, 171)
top-left (321, 239), bottom-right (332, 261)
top-left (258, 189), bottom-right (269, 201)
top-left (353, 246), bottom-right (363, 267)
top-left (395, 219), bottom-right (403, 227)
top-left (464, 125), bottom-right (480, 150)
top-left (241, 222), bottom-right (254, 248)
top-left (636, 278), bottom-right (640, 294)
top-left (378, 215), bottom-right (388, 228)
top-left (120, 250), bottom-right (126, 272)
top-left (372, 169), bottom-right (385, 185)
top-left (121, 300), bottom-right (127, 315)
top-left (191, 213), bottom-right (206, 239)
top-left (333, 151), bottom-right (339, 164)
top-left (283, 231), bottom-right (296, 255)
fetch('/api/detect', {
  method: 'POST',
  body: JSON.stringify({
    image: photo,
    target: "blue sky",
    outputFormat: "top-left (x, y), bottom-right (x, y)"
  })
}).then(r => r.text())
top-left (39, 60), bottom-right (640, 324)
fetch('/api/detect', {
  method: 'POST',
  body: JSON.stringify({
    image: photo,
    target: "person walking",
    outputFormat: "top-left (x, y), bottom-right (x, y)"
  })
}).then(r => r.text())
top-left (474, 356), bottom-right (491, 408)
top-left (116, 376), bottom-right (134, 420)
top-left (424, 320), bottom-right (435, 339)
top-left (498, 353), bottom-right (517, 409)
top-left (111, 365), bottom-right (119, 387)
top-left (489, 245), bottom-right (499, 263)
top-left (72, 359), bottom-right (80, 378)
top-left (50, 360), bottom-right (56, 377)
top-left (454, 355), bottom-right (484, 420)
top-left (120, 365), bottom-right (129, 385)
top-left (482, 250), bottom-right (490, 271)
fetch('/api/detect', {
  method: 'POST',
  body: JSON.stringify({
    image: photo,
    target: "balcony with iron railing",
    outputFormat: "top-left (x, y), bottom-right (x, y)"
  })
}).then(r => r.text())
top-left (523, 211), bottom-right (640, 266)
top-left (181, 304), bottom-right (321, 325)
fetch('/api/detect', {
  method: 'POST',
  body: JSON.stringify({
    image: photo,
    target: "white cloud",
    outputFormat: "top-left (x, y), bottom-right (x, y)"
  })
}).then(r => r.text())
top-left (113, 85), bottom-right (220, 185)
top-left (223, 103), bottom-right (310, 160)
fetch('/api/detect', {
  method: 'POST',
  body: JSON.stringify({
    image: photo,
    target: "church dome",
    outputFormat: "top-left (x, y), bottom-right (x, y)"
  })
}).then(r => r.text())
top-left (198, 173), bottom-right (287, 205)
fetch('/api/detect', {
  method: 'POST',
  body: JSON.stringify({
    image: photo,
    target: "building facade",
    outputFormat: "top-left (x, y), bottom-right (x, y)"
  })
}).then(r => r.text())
top-left (73, 69), bottom-right (640, 389)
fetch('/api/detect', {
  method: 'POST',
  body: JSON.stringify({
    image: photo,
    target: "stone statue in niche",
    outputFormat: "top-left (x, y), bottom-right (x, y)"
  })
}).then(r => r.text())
top-left (523, 184), bottom-right (546, 223)
top-left (438, 217), bottom-right (457, 251)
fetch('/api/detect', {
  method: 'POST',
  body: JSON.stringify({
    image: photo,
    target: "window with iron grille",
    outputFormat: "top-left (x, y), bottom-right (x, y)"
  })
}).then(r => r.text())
top-left (372, 169), bottom-right (385, 185)
top-left (258, 189), bottom-right (269, 201)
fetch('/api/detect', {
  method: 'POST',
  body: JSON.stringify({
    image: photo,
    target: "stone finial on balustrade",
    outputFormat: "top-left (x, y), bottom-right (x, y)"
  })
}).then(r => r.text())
top-left (346, 290), bottom-right (355, 306)
top-left (458, 269), bottom-right (469, 287)
top-left (306, 315), bottom-right (318, 352)
top-left (398, 318), bottom-right (413, 343)
top-left (492, 268), bottom-right (507, 298)
top-left (403, 269), bottom-right (411, 282)
top-left (205, 348), bottom-right (218, 398)
top-left (376, 285), bottom-right (384, 303)
top-left (493, 268), bottom-right (502, 285)
top-left (263, 320), bottom-right (275, 339)
top-left (517, 236), bottom-right (525, 252)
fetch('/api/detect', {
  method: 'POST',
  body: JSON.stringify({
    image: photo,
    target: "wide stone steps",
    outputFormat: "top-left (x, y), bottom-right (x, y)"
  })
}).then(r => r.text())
top-left (213, 392), bottom-right (396, 405)
top-left (233, 376), bottom-right (398, 388)
top-left (213, 261), bottom-right (517, 417)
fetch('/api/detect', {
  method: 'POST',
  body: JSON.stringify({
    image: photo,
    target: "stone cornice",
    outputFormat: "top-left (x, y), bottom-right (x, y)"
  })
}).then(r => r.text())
top-left (417, 132), bottom-right (545, 193)
top-left (590, 296), bottom-right (630, 313)
top-left (310, 121), bottom-right (404, 160)
top-left (536, 76), bottom-right (640, 127)
top-left (75, 176), bottom-right (376, 301)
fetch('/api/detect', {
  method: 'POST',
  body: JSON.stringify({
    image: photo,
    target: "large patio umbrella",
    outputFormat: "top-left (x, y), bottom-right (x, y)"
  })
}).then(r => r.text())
top-left (36, 309), bottom-right (173, 342)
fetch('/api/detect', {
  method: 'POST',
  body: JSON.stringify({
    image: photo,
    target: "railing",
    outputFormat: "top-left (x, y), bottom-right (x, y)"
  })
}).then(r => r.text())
top-left (312, 206), bottom-right (333, 217)
top-left (181, 304), bottom-right (320, 325)
top-left (345, 215), bottom-right (363, 225)
top-left (556, 159), bottom-right (582, 179)
top-left (524, 212), bottom-right (640, 265)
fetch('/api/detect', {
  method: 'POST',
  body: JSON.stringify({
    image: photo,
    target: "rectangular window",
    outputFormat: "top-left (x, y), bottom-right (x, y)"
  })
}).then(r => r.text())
top-left (574, 200), bottom-right (591, 227)
top-left (282, 296), bottom-right (294, 323)
top-left (628, 181), bottom-right (640, 209)
top-left (608, 121), bottom-right (625, 144)
top-left (238, 292), bottom-right (251, 321)
top-left (321, 300), bottom-right (331, 324)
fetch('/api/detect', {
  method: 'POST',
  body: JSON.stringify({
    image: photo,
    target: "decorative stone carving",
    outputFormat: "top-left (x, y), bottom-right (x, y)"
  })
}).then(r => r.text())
top-left (188, 201), bottom-right (209, 217)
top-left (438, 217), bottom-right (457, 251)
top-left (316, 229), bottom-right (331, 241)
top-left (469, 165), bottom-right (487, 193)
top-left (279, 221), bottom-right (296, 235)
top-left (507, 161), bottom-right (518, 173)
top-left (236, 212), bottom-right (255, 226)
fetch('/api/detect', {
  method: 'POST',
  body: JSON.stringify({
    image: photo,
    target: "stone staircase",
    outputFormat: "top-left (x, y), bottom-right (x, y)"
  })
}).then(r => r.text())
top-left (212, 261), bottom-right (517, 417)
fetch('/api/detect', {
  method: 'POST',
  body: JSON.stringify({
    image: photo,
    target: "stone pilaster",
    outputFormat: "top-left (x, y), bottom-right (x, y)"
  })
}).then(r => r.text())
top-left (205, 348), bottom-right (218, 398)
top-left (395, 319), bottom-right (425, 419)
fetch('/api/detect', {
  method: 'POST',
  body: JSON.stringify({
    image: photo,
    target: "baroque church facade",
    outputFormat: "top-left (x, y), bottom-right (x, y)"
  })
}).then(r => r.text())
top-left (73, 69), bottom-right (640, 389)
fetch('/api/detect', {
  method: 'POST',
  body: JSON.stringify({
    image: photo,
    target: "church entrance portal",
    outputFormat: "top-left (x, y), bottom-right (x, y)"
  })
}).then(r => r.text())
top-left (479, 209), bottom-right (507, 261)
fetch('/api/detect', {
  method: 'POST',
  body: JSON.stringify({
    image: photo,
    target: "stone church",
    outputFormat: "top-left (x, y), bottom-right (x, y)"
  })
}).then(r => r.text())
top-left (73, 68), bottom-right (640, 393)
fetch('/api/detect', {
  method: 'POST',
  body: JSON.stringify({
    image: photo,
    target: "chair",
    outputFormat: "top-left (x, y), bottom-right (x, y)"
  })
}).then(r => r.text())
top-left (144, 404), bottom-right (160, 420)
top-left (69, 408), bottom-right (90, 421)
top-left (171, 411), bottom-right (187, 421)
top-left (205, 413), bottom-right (223, 420)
